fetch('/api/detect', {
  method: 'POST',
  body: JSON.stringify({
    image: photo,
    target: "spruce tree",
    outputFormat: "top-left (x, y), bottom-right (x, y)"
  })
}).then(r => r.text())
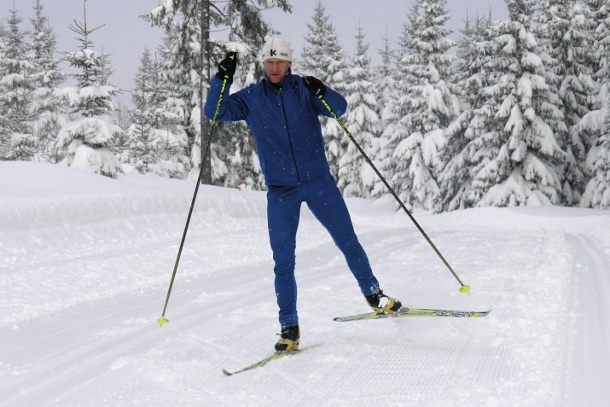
top-left (537, 0), bottom-right (594, 205)
top-left (372, 6), bottom-right (420, 201)
top-left (125, 48), bottom-right (164, 174)
top-left (587, 0), bottom-right (610, 94)
top-left (0, 8), bottom-right (36, 161)
top-left (0, 26), bottom-right (7, 156)
top-left (125, 47), bottom-right (189, 178)
top-left (580, 92), bottom-right (610, 208)
top-left (339, 25), bottom-right (379, 197)
top-left (380, 0), bottom-right (460, 211)
top-left (469, 0), bottom-right (566, 207)
top-left (438, 11), bottom-right (492, 211)
top-left (53, 3), bottom-right (123, 178)
top-left (376, 32), bottom-right (398, 132)
top-left (369, 32), bottom-right (398, 198)
top-left (301, 0), bottom-right (349, 181)
top-left (29, 0), bottom-right (67, 163)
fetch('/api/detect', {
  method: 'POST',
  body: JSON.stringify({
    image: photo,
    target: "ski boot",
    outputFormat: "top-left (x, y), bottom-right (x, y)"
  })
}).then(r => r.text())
top-left (275, 325), bottom-right (300, 352)
top-left (365, 290), bottom-right (402, 314)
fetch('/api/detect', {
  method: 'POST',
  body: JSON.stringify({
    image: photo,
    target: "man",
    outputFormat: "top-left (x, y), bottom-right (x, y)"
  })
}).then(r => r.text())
top-left (204, 36), bottom-right (401, 352)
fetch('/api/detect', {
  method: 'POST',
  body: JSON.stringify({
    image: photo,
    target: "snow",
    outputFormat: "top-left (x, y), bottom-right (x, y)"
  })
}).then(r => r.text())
top-left (1, 161), bottom-right (609, 406)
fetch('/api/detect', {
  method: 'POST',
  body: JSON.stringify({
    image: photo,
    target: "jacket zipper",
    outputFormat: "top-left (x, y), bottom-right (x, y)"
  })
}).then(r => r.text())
top-left (279, 88), bottom-right (301, 183)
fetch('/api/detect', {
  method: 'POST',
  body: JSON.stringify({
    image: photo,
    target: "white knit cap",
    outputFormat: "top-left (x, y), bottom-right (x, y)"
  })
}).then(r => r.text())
top-left (261, 35), bottom-right (292, 62)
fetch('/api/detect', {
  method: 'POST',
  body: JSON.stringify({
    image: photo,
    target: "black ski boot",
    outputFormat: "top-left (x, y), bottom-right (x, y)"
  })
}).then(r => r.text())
top-left (275, 325), bottom-right (300, 352)
top-left (365, 290), bottom-right (402, 314)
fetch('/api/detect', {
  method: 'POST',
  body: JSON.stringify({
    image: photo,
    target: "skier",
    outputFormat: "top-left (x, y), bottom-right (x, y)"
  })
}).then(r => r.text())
top-left (204, 36), bottom-right (401, 352)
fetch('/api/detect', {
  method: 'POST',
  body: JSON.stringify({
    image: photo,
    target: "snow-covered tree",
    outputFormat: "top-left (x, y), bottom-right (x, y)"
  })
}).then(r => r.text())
top-left (372, 4), bottom-right (420, 201)
top-left (580, 92), bottom-right (610, 208)
top-left (0, 8), bottom-right (36, 161)
top-left (53, 4), bottom-right (123, 178)
top-left (301, 0), bottom-right (349, 181)
top-left (587, 0), bottom-right (610, 94)
top-left (124, 47), bottom-right (189, 178)
top-left (0, 26), bottom-right (7, 155)
top-left (367, 32), bottom-right (399, 199)
top-left (572, 0), bottom-right (610, 209)
top-left (29, 0), bottom-right (68, 163)
top-left (144, 0), bottom-right (291, 185)
top-left (438, 10), bottom-right (492, 211)
top-left (537, 0), bottom-right (594, 205)
top-left (468, 0), bottom-right (566, 207)
top-left (338, 25), bottom-right (380, 197)
top-left (378, 0), bottom-right (460, 211)
top-left (375, 32), bottom-right (398, 132)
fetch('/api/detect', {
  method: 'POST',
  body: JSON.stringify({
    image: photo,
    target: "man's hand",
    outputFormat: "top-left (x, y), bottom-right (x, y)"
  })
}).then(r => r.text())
top-left (302, 76), bottom-right (326, 97)
top-left (218, 52), bottom-right (238, 80)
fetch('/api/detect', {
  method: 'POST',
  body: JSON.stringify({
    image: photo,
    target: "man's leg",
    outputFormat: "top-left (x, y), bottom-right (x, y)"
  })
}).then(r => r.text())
top-left (304, 173), bottom-right (380, 296)
top-left (267, 185), bottom-right (302, 327)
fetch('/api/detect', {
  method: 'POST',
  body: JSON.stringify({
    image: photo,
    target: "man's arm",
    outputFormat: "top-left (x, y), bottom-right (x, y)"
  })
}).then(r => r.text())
top-left (204, 53), bottom-right (249, 122)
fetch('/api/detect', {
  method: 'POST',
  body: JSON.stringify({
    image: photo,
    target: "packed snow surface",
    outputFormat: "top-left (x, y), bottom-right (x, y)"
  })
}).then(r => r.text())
top-left (1, 162), bottom-right (609, 406)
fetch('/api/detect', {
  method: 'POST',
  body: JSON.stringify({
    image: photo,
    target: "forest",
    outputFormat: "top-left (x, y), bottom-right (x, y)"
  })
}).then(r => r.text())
top-left (1, 0), bottom-right (609, 211)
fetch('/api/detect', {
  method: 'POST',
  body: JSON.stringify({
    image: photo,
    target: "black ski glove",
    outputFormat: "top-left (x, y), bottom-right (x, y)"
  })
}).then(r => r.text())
top-left (217, 52), bottom-right (238, 81)
top-left (302, 76), bottom-right (326, 97)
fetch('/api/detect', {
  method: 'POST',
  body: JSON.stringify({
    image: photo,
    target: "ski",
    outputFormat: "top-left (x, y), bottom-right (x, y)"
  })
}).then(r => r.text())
top-left (222, 344), bottom-right (322, 376)
top-left (333, 307), bottom-right (491, 322)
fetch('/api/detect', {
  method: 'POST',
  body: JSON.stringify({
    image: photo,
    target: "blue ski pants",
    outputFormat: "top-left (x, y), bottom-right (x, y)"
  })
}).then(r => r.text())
top-left (267, 172), bottom-right (380, 328)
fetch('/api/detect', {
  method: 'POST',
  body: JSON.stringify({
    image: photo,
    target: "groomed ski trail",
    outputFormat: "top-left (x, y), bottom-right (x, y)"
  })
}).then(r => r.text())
top-left (567, 234), bottom-right (610, 407)
top-left (1, 165), bottom-right (609, 406)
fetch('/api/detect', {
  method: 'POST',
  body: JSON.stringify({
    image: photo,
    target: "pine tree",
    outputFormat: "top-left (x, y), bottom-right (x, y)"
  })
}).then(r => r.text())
top-left (53, 3), bottom-right (123, 178)
top-left (379, 0), bottom-right (460, 211)
top-left (29, 0), bottom-right (67, 163)
top-left (587, 0), bottom-right (610, 95)
top-left (125, 47), bottom-right (189, 178)
top-left (580, 92), bottom-right (610, 208)
top-left (438, 10), bottom-right (492, 211)
top-left (301, 0), bottom-right (349, 181)
top-left (372, 5), bottom-right (420, 201)
top-left (369, 32), bottom-right (398, 198)
top-left (0, 8), bottom-right (36, 161)
top-left (468, 0), bottom-right (566, 207)
top-left (537, 0), bottom-right (594, 205)
top-left (144, 0), bottom-right (291, 185)
top-left (338, 25), bottom-right (379, 197)
top-left (376, 32), bottom-right (398, 131)
top-left (0, 23), bottom-right (9, 158)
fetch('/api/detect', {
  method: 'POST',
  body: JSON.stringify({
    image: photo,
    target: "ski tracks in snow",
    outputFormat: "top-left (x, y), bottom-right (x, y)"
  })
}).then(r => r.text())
top-left (567, 234), bottom-right (610, 407)
top-left (1, 202), bottom-right (607, 406)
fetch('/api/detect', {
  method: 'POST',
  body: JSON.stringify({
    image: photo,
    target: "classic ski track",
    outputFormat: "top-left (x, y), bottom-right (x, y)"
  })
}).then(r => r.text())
top-left (0, 276), bottom-right (266, 405)
top-left (1, 226), bottom-right (408, 406)
top-left (3, 226), bottom-right (263, 271)
top-left (0, 225), bottom-right (405, 354)
top-left (0, 264), bottom-right (269, 359)
top-left (1, 214), bottom-right (474, 407)
top-left (0, 264), bottom-right (329, 407)
top-left (567, 233), bottom-right (610, 406)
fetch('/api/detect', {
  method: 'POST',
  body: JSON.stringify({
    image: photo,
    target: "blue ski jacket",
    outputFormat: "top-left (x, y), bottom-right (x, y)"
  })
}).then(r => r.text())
top-left (204, 71), bottom-right (347, 186)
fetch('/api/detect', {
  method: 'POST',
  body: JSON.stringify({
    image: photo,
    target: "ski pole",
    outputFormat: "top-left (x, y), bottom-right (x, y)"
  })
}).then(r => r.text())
top-left (157, 76), bottom-right (230, 327)
top-left (317, 95), bottom-right (470, 295)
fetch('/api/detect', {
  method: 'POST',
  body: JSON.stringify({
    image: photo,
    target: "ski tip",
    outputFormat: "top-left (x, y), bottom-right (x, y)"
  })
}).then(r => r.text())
top-left (222, 368), bottom-right (233, 376)
top-left (459, 285), bottom-right (471, 295)
top-left (157, 316), bottom-right (169, 327)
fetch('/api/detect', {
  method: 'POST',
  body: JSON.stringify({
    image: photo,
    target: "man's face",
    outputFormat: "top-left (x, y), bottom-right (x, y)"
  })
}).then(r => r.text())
top-left (263, 58), bottom-right (292, 84)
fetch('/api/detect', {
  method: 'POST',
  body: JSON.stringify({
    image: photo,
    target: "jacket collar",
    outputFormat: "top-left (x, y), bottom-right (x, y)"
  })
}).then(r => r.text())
top-left (262, 69), bottom-right (295, 94)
